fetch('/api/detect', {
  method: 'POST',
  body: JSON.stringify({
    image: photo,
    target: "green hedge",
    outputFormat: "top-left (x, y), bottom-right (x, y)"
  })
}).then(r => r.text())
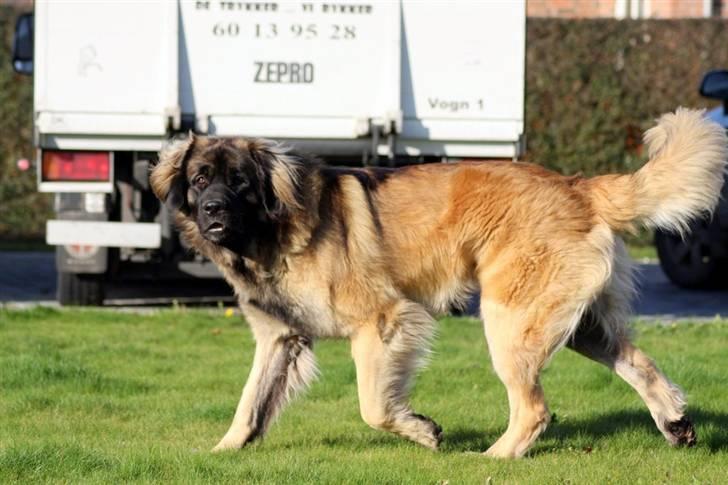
top-left (1, 16), bottom-right (728, 239)
top-left (0, 6), bottom-right (50, 240)
top-left (525, 19), bottom-right (728, 175)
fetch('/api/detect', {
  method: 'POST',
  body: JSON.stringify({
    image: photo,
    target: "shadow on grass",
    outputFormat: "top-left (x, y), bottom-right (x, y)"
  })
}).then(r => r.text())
top-left (257, 407), bottom-right (728, 455)
top-left (443, 407), bottom-right (728, 454)
top-left (441, 428), bottom-right (494, 453)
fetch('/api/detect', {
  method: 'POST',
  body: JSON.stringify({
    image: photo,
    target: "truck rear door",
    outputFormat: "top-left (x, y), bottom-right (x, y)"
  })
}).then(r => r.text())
top-left (399, 1), bottom-right (524, 158)
top-left (179, 1), bottom-right (401, 142)
top-left (36, 1), bottom-right (525, 158)
top-left (179, 0), bottom-right (524, 158)
top-left (34, 1), bottom-right (177, 145)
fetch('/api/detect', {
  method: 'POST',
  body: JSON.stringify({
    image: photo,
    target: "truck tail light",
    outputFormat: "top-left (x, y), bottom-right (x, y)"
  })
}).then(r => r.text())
top-left (41, 151), bottom-right (110, 182)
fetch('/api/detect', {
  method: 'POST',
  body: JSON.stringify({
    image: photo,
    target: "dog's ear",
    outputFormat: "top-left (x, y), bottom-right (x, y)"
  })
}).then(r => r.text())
top-left (247, 139), bottom-right (304, 222)
top-left (151, 133), bottom-right (196, 214)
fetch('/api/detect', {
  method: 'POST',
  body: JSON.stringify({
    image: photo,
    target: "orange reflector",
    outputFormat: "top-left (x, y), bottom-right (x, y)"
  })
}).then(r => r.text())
top-left (42, 151), bottom-right (110, 182)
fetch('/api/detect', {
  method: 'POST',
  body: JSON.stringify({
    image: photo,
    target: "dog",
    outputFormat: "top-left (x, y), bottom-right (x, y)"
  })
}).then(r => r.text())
top-left (150, 108), bottom-right (726, 458)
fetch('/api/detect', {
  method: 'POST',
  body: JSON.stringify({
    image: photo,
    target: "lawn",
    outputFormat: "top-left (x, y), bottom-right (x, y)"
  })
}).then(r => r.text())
top-left (626, 244), bottom-right (657, 262)
top-left (1, 307), bottom-right (726, 484)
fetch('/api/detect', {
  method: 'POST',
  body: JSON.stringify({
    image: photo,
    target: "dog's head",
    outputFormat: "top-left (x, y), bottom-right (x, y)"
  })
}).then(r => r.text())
top-left (150, 134), bottom-right (306, 256)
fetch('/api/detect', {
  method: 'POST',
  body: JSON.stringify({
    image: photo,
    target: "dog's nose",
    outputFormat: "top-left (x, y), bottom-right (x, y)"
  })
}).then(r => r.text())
top-left (203, 200), bottom-right (223, 216)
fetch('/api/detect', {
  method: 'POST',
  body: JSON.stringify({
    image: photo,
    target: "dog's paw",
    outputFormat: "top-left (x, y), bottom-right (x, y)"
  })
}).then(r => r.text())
top-left (211, 438), bottom-right (244, 453)
top-left (483, 443), bottom-right (514, 459)
top-left (412, 413), bottom-right (443, 450)
top-left (666, 416), bottom-right (697, 447)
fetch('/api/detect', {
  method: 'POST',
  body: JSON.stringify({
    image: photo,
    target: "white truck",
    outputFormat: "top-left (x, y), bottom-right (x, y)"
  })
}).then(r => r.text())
top-left (12, 0), bottom-right (525, 305)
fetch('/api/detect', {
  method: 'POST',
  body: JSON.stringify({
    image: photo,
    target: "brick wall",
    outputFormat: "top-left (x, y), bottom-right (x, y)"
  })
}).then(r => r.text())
top-left (528, 0), bottom-right (726, 18)
top-left (528, 0), bottom-right (617, 18)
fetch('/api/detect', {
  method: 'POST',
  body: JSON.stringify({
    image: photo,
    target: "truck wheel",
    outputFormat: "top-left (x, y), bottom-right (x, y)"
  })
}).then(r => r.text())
top-left (654, 220), bottom-right (725, 290)
top-left (57, 272), bottom-right (105, 306)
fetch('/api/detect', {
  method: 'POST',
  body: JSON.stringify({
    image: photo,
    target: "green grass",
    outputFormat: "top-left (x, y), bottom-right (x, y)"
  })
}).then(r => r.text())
top-left (1, 308), bottom-right (726, 483)
top-left (627, 244), bottom-right (658, 261)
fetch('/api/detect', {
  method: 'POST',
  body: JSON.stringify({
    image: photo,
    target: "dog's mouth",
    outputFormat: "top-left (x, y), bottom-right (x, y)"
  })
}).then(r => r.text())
top-left (206, 221), bottom-right (225, 234)
top-left (204, 222), bottom-right (228, 241)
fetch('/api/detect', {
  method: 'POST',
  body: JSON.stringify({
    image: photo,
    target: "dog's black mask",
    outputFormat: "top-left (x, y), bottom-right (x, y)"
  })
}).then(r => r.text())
top-left (161, 138), bottom-right (287, 258)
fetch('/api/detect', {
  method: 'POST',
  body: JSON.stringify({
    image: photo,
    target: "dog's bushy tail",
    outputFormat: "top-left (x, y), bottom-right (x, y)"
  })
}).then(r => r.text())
top-left (587, 108), bottom-right (728, 233)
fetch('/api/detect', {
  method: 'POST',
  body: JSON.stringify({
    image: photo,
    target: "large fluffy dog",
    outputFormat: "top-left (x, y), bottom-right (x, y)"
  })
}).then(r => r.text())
top-left (151, 109), bottom-right (726, 458)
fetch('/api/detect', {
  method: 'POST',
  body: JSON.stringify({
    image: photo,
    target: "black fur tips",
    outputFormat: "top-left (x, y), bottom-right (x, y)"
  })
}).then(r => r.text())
top-left (666, 416), bottom-right (697, 447)
top-left (432, 422), bottom-right (444, 447)
top-left (413, 413), bottom-right (444, 448)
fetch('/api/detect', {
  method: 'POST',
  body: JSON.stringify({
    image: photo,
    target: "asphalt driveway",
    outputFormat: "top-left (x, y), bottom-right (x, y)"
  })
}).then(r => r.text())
top-left (1, 251), bottom-right (727, 320)
top-left (0, 251), bottom-right (56, 302)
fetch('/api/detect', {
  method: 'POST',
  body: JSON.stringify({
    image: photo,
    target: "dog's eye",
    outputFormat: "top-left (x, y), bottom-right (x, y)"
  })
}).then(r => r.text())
top-left (194, 175), bottom-right (208, 188)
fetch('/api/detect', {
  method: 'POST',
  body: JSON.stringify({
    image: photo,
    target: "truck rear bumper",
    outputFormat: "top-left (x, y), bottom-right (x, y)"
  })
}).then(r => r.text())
top-left (46, 221), bottom-right (161, 248)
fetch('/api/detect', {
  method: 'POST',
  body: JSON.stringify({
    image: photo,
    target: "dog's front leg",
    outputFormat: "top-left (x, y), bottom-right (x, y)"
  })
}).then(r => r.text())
top-left (212, 307), bottom-right (317, 452)
top-left (351, 300), bottom-right (442, 449)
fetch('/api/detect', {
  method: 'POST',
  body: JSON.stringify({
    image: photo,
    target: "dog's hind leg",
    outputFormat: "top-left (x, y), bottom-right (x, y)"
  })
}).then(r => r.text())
top-left (566, 237), bottom-right (695, 447)
top-left (350, 300), bottom-right (443, 449)
top-left (212, 305), bottom-right (317, 452)
top-left (479, 298), bottom-right (568, 458)
top-left (568, 310), bottom-right (696, 447)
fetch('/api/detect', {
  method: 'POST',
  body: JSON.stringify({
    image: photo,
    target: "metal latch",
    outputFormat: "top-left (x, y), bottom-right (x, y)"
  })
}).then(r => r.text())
top-left (365, 110), bottom-right (402, 166)
top-left (164, 106), bottom-right (182, 132)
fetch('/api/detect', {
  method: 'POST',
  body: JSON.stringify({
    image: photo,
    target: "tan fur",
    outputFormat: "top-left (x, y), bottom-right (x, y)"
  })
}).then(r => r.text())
top-left (151, 109), bottom-right (722, 457)
top-left (586, 108), bottom-right (728, 234)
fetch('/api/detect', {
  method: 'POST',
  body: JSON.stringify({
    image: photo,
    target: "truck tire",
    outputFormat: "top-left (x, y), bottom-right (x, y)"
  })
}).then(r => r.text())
top-left (57, 272), bottom-right (105, 306)
top-left (654, 220), bottom-right (726, 290)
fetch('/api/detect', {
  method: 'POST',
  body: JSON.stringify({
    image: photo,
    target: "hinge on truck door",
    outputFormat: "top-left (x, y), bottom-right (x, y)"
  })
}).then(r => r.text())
top-left (384, 110), bottom-right (403, 137)
top-left (367, 110), bottom-right (402, 167)
top-left (164, 106), bottom-right (182, 132)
